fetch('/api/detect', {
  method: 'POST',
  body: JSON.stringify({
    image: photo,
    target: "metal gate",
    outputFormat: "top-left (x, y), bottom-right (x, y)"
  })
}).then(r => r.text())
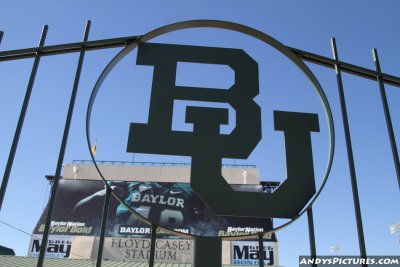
top-left (0, 20), bottom-right (399, 267)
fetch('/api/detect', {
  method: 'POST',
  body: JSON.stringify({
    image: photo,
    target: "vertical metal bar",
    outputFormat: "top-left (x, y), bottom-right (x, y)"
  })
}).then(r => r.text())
top-left (0, 31), bottom-right (4, 45)
top-left (96, 186), bottom-right (111, 267)
top-left (331, 38), bottom-right (367, 265)
top-left (149, 224), bottom-right (157, 267)
top-left (307, 207), bottom-right (317, 267)
top-left (373, 48), bottom-right (400, 190)
top-left (37, 21), bottom-right (91, 267)
top-left (0, 25), bottom-right (48, 211)
top-left (258, 233), bottom-right (265, 267)
top-left (194, 236), bottom-right (222, 267)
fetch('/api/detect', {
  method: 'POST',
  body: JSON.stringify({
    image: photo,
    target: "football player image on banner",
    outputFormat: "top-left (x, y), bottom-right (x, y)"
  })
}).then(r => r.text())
top-left (34, 179), bottom-right (276, 239)
top-left (108, 181), bottom-right (204, 236)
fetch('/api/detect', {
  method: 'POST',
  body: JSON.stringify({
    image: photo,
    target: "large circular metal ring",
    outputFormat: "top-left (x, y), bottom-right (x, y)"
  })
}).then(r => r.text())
top-left (86, 20), bottom-right (335, 238)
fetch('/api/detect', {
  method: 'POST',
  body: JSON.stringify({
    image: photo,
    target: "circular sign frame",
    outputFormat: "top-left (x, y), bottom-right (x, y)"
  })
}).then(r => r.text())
top-left (86, 20), bottom-right (335, 238)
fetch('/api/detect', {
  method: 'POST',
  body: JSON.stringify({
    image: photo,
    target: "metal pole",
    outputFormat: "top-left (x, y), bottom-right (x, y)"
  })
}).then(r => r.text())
top-left (307, 207), bottom-right (317, 267)
top-left (0, 25), bottom-right (48, 212)
top-left (149, 224), bottom-right (157, 267)
top-left (397, 231), bottom-right (400, 250)
top-left (0, 35), bottom-right (140, 62)
top-left (0, 31), bottom-right (3, 44)
top-left (194, 236), bottom-right (222, 267)
top-left (37, 21), bottom-right (90, 266)
top-left (373, 48), bottom-right (400, 190)
top-left (1, 35), bottom-right (400, 89)
top-left (96, 186), bottom-right (111, 267)
top-left (258, 233), bottom-right (265, 267)
top-left (331, 38), bottom-right (367, 265)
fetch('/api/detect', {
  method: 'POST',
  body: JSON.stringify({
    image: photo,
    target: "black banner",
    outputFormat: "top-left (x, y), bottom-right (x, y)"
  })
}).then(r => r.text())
top-left (34, 179), bottom-right (276, 238)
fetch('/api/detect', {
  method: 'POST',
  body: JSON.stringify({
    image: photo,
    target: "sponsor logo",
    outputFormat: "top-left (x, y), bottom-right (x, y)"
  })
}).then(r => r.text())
top-left (232, 242), bottom-right (275, 266)
top-left (218, 226), bottom-right (265, 237)
top-left (139, 185), bottom-right (152, 192)
top-left (169, 190), bottom-right (182, 195)
top-left (28, 236), bottom-right (72, 258)
top-left (38, 221), bottom-right (93, 234)
top-left (119, 226), bottom-right (189, 235)
top-left (119, 226), bottom-right (151, 234)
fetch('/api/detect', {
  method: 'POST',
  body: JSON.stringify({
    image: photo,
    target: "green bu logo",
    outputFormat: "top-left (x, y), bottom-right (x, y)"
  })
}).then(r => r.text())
top-left (127, 42), bottom-right (320, 219)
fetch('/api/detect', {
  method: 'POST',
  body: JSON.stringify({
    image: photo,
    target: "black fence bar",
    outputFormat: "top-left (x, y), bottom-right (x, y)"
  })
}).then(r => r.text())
top-left (373, 49), bottom-right (400, 190)
top-left (307, 208), bottom-right (317, 267)
top-left (258, 233), bottom-right (265, 267)
top-left (331, 38), bottom-right (367, 265)
top-left (0, 25), bottom-right (48, 212)
top-left (1, 34), bottom-right (400, 88)
top-left (0, 35), bottom-right (140, 62)
top-left (96, 186), bottom-right (111, 267)
top-left (0, 31), bottom-right (3, 44)
top-left (37, 21), bottom-right (91, 267)
top-left (149, 224), bottom-right (157, 267)
top-left (194, 237), bottom-right (222, 267)
top-left (290, 46), bottom-right (400, 88)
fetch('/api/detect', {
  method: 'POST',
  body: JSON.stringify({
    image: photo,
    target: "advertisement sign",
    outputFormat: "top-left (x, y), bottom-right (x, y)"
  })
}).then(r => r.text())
top-left (34, 179), bottom-right (276, 238)
top-left (231, 241), bottom-right (278, 266)
top-left (28, 235), bottom-right (72, 258)
top-left (103, 237), bottom-right (193, 263)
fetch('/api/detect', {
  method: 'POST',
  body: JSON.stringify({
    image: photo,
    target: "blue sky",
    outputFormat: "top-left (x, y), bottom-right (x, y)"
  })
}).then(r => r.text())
top-left (0, 1), bottom-right (400, 266)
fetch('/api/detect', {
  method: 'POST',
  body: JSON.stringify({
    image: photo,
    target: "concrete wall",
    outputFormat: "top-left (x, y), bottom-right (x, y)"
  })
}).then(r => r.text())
top-left (62, 163), bottom-right (259, 184)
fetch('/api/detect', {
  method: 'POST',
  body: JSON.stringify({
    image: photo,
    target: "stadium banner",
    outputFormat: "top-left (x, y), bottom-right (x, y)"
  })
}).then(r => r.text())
top-left (231, 240), bottom-right (278, 266)
top-left (103, 237), bottom-right (193, 263)
top-left (34, 179), bottom-right (276, 238)
top-left (27, 234), bottom-right (73, 258)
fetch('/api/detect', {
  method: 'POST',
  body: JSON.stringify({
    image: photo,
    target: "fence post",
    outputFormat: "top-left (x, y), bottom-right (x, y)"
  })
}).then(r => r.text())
top-left (96, 185), bottom-right (111, 267)
top-left (373, 48), bottom-right (400, 191)
top-left (37, 21), bottom-right (91, 267)
top-left (331, 38), bottom-right (367, 266)
top-left (307, 207), bottom-right (317, 267)
top-left (0, 25), bottom-right (48, 212)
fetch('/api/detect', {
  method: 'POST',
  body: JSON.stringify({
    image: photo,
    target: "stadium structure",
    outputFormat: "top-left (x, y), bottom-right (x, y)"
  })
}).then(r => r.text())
top-left (27, 160), bottom-right (279, 266)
